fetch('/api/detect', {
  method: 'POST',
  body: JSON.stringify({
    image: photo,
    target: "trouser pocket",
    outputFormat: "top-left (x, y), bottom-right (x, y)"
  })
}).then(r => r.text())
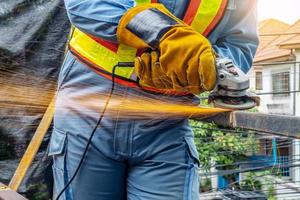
top-left (184, 137), bottom-right (200, 200)
top-left (48, 128), bottom-right (72, 200)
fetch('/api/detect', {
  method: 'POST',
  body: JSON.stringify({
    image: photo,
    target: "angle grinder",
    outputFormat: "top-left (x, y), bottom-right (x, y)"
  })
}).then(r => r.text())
top-left (208, 57), bottom-right (260, 110)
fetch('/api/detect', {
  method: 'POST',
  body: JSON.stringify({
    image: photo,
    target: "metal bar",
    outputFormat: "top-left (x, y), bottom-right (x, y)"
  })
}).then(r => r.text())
top-left (198, 91), bottom-right (300, 99)
top-left (199, 111), bottom-right (300, 138)
top-left (257, 90), bottom-right (300, 95)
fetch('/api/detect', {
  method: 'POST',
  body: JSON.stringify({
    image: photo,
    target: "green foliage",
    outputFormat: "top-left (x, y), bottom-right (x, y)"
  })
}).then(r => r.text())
top-left (240, 171), bottom-right (277, 199)
top-left (194, 91), bottom-right (260, 188)
top-left (26, 183), bottom-right (50, 200)
top-left (240, 172), bottom-right (262, 191)
top-left (200, 178), bottom-right (212, 192)
top-left (198, 92), bottom-right (210, 107)
top-left (267, 185), bottom-right (276, 200)
top-left (191, 120), bottom-right (258, 172)
top-left (261, 172), bottom-right (277, 200)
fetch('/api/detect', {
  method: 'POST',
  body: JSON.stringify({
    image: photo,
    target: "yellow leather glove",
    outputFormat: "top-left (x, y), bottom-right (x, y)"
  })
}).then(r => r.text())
top-left (159, 26), bottom-right (216, 94)
top-left (117, 4), bottom-right (216, 94)
top-left (135, 51), bottom-right (173, 90)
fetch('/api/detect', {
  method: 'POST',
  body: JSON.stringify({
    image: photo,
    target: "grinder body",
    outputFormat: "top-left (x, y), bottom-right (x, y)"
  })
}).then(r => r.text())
top-left (209, 58), bottom-right (260, 110)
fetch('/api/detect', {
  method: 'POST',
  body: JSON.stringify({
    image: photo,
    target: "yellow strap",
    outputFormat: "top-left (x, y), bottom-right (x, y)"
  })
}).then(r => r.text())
top-left (69, 0), bottom-right (225, 80)
top-left (191, 0), bottom-right (224, 34)
top-left (68, 0), bottom-right (154, 78)
top-left (135, 0), bottom-right (152, 5)
top-left (70, 29), bottom-right (136, 78)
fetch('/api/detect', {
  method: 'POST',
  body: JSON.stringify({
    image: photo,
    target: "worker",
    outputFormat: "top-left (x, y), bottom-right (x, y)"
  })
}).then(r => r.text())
top-left (49, 0), bottom-right (259, 199)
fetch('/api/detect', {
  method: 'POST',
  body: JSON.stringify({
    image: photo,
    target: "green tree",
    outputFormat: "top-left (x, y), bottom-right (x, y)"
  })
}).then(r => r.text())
top-left (191, 120), bottom-right (258, 172)
top-left (240, 172), bottom-right (263, 191)
top-left (192, 92), bottom-right (259, 188)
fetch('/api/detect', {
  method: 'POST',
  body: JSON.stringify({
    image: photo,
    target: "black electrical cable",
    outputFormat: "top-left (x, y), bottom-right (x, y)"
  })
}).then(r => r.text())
top-left (55, 62), bottom-right (135, 200)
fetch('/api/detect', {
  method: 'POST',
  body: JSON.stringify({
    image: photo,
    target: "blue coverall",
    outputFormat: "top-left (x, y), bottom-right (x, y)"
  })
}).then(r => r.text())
top-left (49, 0), bottom-right (259, 199)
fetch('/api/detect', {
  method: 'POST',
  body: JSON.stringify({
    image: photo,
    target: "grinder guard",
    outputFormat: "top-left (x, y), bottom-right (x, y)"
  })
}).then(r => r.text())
top-left (208, 58), bottom-right (260, 110)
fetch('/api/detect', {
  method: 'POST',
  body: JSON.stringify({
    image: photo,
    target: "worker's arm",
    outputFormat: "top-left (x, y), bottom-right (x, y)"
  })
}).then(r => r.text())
top-left (117, 5), bottom-right (216, 94)
top-left (64, 1), bottom-right (216, 94)
top-left (64, 0), bottom-right (135, 42)
top-left (210, 0), bottom-right (259, 74)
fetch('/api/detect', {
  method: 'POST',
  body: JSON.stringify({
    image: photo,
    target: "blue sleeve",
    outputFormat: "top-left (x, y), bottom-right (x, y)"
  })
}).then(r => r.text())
top-left (210, 0), bottom-right (259, 73)
top-left (64, 0), bottom-right (135, 42)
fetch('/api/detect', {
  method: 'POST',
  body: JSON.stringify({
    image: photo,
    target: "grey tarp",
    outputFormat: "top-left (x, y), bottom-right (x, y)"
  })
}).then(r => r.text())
top-left (0, 0), bottom-right (70, 199)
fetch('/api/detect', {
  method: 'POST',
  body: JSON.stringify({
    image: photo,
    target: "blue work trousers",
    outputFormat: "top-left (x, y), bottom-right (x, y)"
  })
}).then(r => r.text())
top-left (49, 51), bottom-right (200, 200)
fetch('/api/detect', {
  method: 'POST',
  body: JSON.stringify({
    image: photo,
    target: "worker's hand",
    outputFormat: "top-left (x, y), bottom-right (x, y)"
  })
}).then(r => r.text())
top-left (135, 51), bottom-right (173, 90)
top-left (117, 4), bottom-right (216, 94)
top-left (135, 43), bottom-right (215, 94)
top-left (159, 26), bottom-right (216, 94)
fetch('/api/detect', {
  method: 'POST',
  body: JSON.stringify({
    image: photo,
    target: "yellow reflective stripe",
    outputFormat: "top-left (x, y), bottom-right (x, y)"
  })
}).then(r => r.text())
top-left (69, 0), bottom-right (225, 81)
top-left (135, 0), bottom-right (152, 5)
top-left (191, 0), bottom-right (224, 34)
top-left (68, 0), bottom-right (152, 79)
top-left (70, 29), bottom-right (136, 78)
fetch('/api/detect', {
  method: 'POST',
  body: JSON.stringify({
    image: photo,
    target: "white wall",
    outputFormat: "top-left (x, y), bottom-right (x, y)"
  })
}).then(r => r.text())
top-left (248, 67), bottom-right (255, 91)
top-left (250, 63), bottom-right (297, 115)
top-left (292, 49), bottom-right (300, 185)
top-left (294, 49), bottom-right (300, 116)
top-left (250, 51), bottom-right (300, 188)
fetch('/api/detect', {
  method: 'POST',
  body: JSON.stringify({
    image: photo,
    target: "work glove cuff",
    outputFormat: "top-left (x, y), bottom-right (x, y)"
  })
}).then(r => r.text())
top-left (117, 4), bottom-right (184, 49)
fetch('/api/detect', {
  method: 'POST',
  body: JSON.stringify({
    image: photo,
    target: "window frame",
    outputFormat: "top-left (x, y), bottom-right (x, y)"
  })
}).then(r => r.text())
top-left (255, 71), bottom-right (263, 90)
top-left (271, 70), bottom-right (290, 98)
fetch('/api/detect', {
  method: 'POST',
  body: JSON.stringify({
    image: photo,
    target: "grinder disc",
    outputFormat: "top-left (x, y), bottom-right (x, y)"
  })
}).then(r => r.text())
top-left (212, 96), bottom-right (257, 110)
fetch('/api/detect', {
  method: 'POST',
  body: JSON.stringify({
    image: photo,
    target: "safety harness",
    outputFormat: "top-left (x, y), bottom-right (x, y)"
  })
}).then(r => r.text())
top-left (68, 0), bottom-right (228, 95)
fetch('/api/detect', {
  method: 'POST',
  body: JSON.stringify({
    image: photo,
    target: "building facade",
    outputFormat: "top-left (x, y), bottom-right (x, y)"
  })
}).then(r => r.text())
top-left (249, 19), bottom-right (300, 199)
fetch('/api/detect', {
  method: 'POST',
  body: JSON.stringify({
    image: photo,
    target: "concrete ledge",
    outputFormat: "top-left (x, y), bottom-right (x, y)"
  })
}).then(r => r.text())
top-left (198, 111), bottom-right (300, 138)
top-left (0, 183), bottom-right (28, 200)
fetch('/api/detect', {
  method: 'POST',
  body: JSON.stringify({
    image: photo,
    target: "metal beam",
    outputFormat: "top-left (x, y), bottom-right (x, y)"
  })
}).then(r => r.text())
top-left (199, 111), bottom-right (300, 138)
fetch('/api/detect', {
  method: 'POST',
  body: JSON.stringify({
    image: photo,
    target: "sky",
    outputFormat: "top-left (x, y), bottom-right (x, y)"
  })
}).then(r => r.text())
top-left (258, 0), bottom-right (300, 24)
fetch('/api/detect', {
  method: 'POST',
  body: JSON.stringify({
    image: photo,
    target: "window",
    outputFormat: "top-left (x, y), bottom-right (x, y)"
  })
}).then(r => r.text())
top-left (255, 71), bottom-right (263, 90)
top-left (272, 71), bottom-right (290, 97)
